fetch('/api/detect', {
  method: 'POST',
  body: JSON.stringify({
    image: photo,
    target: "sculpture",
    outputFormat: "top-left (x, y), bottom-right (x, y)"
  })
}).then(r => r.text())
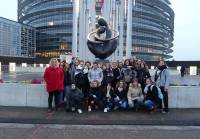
top-left (87, 16), bottom-right (119, 60)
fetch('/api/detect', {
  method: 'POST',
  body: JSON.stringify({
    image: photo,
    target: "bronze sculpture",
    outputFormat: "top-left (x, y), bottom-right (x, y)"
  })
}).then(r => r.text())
top-left (87, 17), bottom-right (119, 60)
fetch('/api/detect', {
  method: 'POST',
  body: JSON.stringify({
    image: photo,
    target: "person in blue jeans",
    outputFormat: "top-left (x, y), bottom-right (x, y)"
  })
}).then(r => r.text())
top-left (102, 83), bottom-right (115, 113)
top-left (114, 80), bottom-right (128, 110)
top-left (127, 79), bottom-right (144, 111)
top-left (144, 78), bottom-right (162, 113)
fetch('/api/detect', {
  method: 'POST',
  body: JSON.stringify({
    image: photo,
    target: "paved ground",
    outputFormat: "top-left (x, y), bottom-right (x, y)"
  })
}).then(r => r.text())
top-left (0, 124), bottom-right (200, 139)
top-left (1, 107), bottom-right (200, 139)
top-left (1, 107), bottom-right (200, 126)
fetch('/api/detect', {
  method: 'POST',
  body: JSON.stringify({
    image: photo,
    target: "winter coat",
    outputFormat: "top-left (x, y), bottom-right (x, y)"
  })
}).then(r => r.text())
top-left (88, 68), bottom-right (103, 83)
top-left (127, 87), bottom-right (144, 105)
top-left (44, 67), bottom-right (64, 93)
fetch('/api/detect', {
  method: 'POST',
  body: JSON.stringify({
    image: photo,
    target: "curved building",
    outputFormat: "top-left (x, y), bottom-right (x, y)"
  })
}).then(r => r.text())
top-left (125, 0), bottom-right (174, 60)
top-left (18, 0), bottom-right (73, 58)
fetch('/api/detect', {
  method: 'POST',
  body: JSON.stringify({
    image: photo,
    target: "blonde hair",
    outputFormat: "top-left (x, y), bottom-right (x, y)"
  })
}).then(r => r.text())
top-left (49, 58), bottom-right (59, 67)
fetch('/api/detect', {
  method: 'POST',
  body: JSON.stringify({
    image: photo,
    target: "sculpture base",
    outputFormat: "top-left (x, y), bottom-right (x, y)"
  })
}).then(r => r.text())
top-left (95, 59), bottom-right (110, 64)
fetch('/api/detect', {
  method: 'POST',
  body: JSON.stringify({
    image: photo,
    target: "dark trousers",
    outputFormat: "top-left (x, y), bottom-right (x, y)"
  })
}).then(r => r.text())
top-left (69, 98), bottom-right (82, 109)
top-left (48, 91), bottom-right (60, 109)
top-left (103, 98), bottom-right (114, 109)
top-left (88, 97), bottom-right (103, 109)
top-left (160, 86), bottom-right (169, 111)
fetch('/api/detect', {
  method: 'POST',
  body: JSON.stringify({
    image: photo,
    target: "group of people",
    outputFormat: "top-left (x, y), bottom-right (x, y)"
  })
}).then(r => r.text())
top-left (44, 57), bottom-right (170, 114)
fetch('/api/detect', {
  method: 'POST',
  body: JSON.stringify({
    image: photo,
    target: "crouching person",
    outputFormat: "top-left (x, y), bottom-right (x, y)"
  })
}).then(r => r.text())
top-left (102, 83), bottom-right (115, 113)
top-left (88, 80), bottom-right (103, 112)
top-left (143, 78), bottom-right (162, 113)
top-left (65, 84), bottom-right (84, 114)
top-left (114, 80), bottom-right (128, 110)
top-left (127, 79), bottom-right (144, 111)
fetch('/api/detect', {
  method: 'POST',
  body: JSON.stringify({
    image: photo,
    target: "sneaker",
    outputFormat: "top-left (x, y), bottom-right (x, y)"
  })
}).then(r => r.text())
top-left (77, 109), bottom-right (83, 114)
top-left (88, 106), bottom-right (92, 112)
top-left (47, 108), bottom-right (53, 113)
top-left (104, 108), bottom-right (108, 113)
top-left (71, 107), bottom-right (76, 112)
top-left (161, 109), bottom-right (166, 114)
top-left (114, 106), bottom-right (119, 110)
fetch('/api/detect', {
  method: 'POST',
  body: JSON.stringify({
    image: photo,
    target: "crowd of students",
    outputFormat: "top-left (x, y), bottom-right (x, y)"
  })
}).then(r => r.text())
top-left (44, 57), bottom-right (170, 114)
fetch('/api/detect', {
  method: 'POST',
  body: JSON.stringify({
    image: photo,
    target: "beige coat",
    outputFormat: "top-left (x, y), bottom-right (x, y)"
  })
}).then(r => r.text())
top-left (127, 87), bottom-right (144, 107)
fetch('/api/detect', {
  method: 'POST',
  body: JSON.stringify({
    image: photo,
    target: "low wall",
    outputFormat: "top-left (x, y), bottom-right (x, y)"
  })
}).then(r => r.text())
top-left (0, 84), bottom-right (48, 107)
top-left (0, 83), bottom-right (200, 108)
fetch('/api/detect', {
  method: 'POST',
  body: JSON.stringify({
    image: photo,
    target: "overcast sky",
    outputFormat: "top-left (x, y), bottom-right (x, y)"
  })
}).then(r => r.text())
top-left (0, 0), bottom-right (199, 61)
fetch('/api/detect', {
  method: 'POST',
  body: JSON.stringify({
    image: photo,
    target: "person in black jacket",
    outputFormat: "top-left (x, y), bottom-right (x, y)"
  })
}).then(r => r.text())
top-left (102, 83), bottom-right (115, 112)
top-left (61, 61), bottom-right (72, 104)
top-left (112, 62), bottom-right (121, 88)
top-left (88, 80), bottom-right (103, 112)
top-left (66, 84), bottom-right (84, 114)
top-left (114, 80), bottom-right (128, 110)
top-left (143, 78), bottom-right (162, 112)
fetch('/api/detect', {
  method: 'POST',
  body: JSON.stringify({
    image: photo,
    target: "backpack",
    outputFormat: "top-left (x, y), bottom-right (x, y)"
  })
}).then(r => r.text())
top-left (149, 85), bottom-right (163, 100)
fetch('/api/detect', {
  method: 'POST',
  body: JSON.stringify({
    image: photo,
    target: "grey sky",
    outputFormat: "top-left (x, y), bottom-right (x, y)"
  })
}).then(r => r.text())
top-left (0, 0), bottom-right (199, 61)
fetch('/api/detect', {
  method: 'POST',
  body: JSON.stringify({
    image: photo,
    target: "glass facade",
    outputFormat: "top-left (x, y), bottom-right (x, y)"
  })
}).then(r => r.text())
top-left (18, 0), bottom-right (73, 58)
top-left (95, 0), bottom-right (174, 61)
top-left (0, 17), bottom-right (36, 58)
top-left (126, 0), bottom-right (174, 60)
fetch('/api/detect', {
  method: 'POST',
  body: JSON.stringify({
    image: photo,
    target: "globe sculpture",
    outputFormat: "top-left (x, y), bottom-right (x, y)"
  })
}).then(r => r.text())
top-left (87, 17), bottom-right (119, 60)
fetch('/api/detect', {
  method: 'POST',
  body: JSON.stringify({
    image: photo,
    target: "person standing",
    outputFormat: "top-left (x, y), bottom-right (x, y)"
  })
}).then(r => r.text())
top-left (44, 58), bottom-right (64, 112)
top-left (88, 62), bottom-right (103, 86)
top-left (154, 60), bottom-right (170, 113)
top-left (180, 66), bottom-right (186, 77)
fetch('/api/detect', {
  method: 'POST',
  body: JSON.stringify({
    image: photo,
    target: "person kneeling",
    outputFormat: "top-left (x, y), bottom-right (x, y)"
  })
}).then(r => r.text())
top-left (66, 84), bottom-right (84, 114)
top-left (102, 83), bottom-right (115, 113)
top-left (88, 80), bottom-right (103, 112)
top-left (127, 79), bottom-right (144, 112)
top-left (143, 78), bottom-right (163, 113)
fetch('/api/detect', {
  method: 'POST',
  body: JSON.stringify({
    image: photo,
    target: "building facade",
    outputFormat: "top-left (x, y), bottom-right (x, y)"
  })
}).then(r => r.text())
top-left (125, 0), bottom-right (174, 60)
top-left (18, 0), bottom-right (73, 58)
top-left (0, 17), bottom-right (36, 58)
top-left (18, 0), bottom-right (174, 61)
top-left (77, 0), bottom-right (174, 61)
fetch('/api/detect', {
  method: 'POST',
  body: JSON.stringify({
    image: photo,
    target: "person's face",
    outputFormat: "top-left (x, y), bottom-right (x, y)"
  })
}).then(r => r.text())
top-left (159, 61), bottom-right (165, 66)
top-left (80, 62), bottom-right (84, 67)
top-left (119, 62), bottom-right (123, 67)
top-left (93, 81), bottom-right (98, 87)
top-left (137, 60), bottom-right (142, 65)
top-left (72, 84), bottom-right (76, 89)
top-left (112, 62), bottom-right (117, 68)
top-left (98, 63), bottom-right (102, 68)
top-left (86, 63), bottom-right (91, 68)
top-left (119, 82), bottom-right (124, 88)
top-left (102, 65), bottom-right (106, 70)
top-left (141, 63), bottom-right (145, 68)
top-left (125, 61), bottom-right (129, 66)
top-left (106, 64), bottom-right (110, 69)
top-left (51, 60), bottom-right (58, 67)
top-left (75, 60), bottom-right (79, 65)
top-left (93, 64), bottom-right (98, 69)
top-left (146, 79), bottom-right (151, 85)
top-left (132, 80), bottom-right (138, 86)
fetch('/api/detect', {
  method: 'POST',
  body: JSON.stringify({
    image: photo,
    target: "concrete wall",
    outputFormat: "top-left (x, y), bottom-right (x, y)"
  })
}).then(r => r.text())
top-left (0, 83), bottom-right (200, 108)
top-left (0, 83), bottom-right (48, 107)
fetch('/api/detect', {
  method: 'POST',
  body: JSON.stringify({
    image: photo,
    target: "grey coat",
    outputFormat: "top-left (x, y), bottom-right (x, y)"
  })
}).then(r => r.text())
top-left (154, 68), bottom-right (170, 89)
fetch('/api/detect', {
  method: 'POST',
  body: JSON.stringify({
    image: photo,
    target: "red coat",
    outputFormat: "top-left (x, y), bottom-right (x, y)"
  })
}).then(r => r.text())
top-left (44, 66), bottom-right (64, 93)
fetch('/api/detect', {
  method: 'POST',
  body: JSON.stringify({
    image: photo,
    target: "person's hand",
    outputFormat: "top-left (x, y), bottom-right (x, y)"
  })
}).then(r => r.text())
top-left (93, 95), bottom-right (96, 98)
top-left (164, 88), bottom-right (168, 92)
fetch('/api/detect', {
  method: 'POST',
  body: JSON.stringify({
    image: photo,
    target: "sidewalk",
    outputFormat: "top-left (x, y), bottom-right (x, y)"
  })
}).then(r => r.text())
top-left (0, 107), bottom-right (200, 126)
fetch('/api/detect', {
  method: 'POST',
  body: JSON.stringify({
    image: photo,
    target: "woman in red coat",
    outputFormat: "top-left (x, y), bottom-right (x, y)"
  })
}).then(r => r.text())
top-left (44, 58), bottom-right (64, 112)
